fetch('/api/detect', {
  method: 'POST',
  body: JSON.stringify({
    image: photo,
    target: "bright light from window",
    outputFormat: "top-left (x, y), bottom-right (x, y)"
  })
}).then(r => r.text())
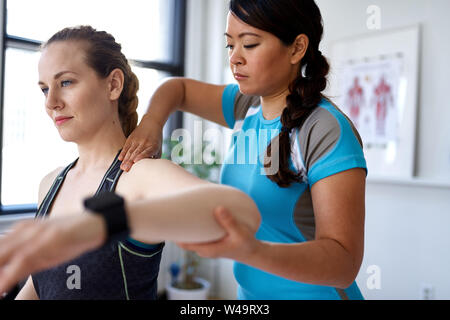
top-left (2, 1), bottom-right (176, 206)
top-left (6, 0), bottom-right (173, 62)
top-left (2, 48), bottom-right (78, 205)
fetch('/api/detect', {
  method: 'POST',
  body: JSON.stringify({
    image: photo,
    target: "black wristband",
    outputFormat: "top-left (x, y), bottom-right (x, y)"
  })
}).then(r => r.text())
top-left (84, 192), bottom-right (129, 241)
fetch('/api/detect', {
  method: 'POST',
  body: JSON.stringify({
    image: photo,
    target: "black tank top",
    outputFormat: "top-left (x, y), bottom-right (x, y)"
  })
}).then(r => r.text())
top-left (32, 151), bottom-right (164, 300)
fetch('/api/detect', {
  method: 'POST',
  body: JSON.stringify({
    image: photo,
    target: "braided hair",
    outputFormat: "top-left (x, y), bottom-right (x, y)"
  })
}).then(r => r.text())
top-left (230, 0), bottom-right (330, 187)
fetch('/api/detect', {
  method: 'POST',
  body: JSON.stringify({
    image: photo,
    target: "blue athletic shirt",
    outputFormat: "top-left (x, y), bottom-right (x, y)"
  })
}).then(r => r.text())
top-left (220, 84), bottom-right (367, 300)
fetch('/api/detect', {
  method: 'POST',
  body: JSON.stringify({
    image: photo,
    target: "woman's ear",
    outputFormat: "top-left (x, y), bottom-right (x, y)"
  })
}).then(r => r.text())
top-left (291, 34), bottom-right (309, 65)
top-left (108, 68), bottom-right (125, 100)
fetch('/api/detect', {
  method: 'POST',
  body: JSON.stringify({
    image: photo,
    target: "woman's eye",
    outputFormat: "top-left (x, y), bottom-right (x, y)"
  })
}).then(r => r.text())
top-left (244, 44), bottom-right (259, 49)
top-left (41, 87), bottom-right (49, 95)
top-left (61, 80), bottom-right (72, 87)
top-left (225, 44), bottom-right (234, 50)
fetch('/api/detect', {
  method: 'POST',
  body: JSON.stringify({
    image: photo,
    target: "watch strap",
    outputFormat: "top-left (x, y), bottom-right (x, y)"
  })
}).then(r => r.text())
top-left (84, 192), bottom-right (129, 241)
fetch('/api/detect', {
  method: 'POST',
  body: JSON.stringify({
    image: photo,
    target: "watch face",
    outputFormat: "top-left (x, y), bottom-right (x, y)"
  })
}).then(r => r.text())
top-left (85, 192), bottom-right (124, 211)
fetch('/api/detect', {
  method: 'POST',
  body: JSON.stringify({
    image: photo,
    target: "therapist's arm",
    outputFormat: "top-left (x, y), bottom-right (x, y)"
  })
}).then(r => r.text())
top-left (119, 78), bottom-right (227, 170)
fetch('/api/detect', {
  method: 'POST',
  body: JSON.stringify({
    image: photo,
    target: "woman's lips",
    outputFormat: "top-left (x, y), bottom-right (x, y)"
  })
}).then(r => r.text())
top-left (55, 116), bottom-right (73, 126)
top-left (234, 73), bottom-right (248, 80)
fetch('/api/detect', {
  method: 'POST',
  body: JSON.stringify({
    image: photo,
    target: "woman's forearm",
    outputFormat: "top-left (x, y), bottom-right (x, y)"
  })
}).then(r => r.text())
top-left (143, 77), bottom-right (185, 129)
top-left (245, 239), bottom-right (360, 289)
top-left (127, 184), bottom-right (260, 244)
top-left (0, 186), bottom-right (259, 294)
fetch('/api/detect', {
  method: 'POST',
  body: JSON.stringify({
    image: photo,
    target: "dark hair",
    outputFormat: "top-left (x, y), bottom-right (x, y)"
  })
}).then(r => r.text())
top-left (42, 25), bottom-right (139, 137)
top-left (230, 0), bottom-right (330, 187)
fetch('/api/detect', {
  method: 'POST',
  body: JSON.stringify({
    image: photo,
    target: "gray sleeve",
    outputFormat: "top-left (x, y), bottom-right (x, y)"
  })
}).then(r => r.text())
top-left (298, 107), bottom-right (341, 172)
top-left (234, 91), bottom-right (260, 121)
top-left (298, 106), bottom-right (364, 173)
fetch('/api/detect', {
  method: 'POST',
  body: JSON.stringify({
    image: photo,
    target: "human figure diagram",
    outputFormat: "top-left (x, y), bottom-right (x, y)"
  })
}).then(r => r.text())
top-left (345, 77), bottom-right (365, 129)
top-left (372, 76), bottom-right (394, 136)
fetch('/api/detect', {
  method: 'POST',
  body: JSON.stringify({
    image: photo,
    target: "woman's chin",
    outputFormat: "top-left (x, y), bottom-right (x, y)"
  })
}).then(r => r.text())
top-left (58, 132), bottom-right (78, 143)
top-left (236, 83), bottom-right (260, 97)
top-left (236, 85), bottom-right (252, 96)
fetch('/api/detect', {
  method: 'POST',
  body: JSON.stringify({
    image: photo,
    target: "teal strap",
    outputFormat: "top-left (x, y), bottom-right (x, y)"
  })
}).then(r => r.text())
top-left (126, 237), bottom-right (162, 250)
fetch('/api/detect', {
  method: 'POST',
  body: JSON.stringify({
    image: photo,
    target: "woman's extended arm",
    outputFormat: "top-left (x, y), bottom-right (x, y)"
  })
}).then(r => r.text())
top-left (0, 159), bottom-right (261, 294)
top-left (128, 183), bottom-right (260, 244)
top-left (119, 158), bottom-right (260, 244)
top-left (14, 277), bottom-right (39, 300)
top-left (11, 167), bottom-right (64, 300)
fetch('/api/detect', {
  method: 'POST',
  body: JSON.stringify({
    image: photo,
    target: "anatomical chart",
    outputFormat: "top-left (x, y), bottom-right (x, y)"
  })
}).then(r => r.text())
top-left (338, 55), bottom-right (404, 149)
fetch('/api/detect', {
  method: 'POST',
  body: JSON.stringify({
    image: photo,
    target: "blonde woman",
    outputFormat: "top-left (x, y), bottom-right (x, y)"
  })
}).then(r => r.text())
top-left (0, 26), bottom-right (259, 300)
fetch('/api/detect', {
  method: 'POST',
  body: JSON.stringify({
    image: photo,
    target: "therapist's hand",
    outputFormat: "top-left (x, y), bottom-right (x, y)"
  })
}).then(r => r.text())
top-left (119, 115), bottom-right (163, 172)
top-left (0, 214), bottom-right (106, 296)
top-left (176, 206), bottom-right (262, 264)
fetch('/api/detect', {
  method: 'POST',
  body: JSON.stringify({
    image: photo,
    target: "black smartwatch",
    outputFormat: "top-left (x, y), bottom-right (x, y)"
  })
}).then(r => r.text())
top-left (84, 192), bottom-right (129, 241)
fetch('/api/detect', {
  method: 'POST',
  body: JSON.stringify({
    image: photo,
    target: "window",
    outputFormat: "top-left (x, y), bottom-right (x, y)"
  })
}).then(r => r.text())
top-left (0, 0), bottom-right (185, 214)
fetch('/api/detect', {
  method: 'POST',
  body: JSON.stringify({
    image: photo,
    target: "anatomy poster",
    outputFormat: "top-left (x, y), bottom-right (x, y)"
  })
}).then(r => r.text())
top-left (339, 56), bottom-right (403, 147)
top-left (330, 26), bottom-right (420, 179)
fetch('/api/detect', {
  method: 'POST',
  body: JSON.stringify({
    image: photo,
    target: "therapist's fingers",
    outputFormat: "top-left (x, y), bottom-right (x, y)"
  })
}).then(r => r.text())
top-left (127, 144), bottom-right (146, 162)
top-left (118, 139), bottom-right (132, 161)
top-left (208, 206), bottom-right (259, 260)
top-left (119, 115), bottom-right (164, 171)
top-left (176, 242), bottom-right (221, 259)
top-left (121, 143), bottom-right (159, 171)
top-left (214, 206), bottom-right (240, 235)
top-left (133, 146), bottom-right (161, 163)
top-left (176, 207), bottom-right (238, 258)
top-left (132, 145), bottom-right (160, 161)
top-left (120, 142), bottom-right (138, 171)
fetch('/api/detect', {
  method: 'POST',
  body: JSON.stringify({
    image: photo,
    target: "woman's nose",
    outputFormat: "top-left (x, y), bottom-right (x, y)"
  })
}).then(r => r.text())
top-left (229, 47), bottom-right (244, 66)
top-left (45, 89), bottom-right (63, 110)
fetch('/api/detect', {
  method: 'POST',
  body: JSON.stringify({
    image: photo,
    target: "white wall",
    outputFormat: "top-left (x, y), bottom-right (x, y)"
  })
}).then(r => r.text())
top-left (360, 182), bottom-right (450, 299)
top-left (316, 0), bottom-right (450, 299)
top-left (317, 0), bottom-right (450, 182)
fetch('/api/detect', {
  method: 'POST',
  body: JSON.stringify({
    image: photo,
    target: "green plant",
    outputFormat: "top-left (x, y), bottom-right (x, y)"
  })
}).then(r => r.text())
top-left (162, 138), bottom-right (221, 181)
top-left (171, 251), bottom-right (202, 289)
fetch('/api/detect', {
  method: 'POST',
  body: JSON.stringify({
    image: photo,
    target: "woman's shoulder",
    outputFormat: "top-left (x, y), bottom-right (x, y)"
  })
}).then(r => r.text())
top-left (38, 166), bottom-right (65, 205)
top-left (125, 158), bottom-right (182, 174)
top-left (299, 98), bottom-right (361, 144)
top-left (39, 167), bottom-right (64, 187)
top-left (117, 158), bottom-right (207, 198)
top-left (118, 159), bottom-right (174, 185)
top-left (293, 98), bottom-right (365, 171)
top-left (124, 158), bottom-right (206, 182)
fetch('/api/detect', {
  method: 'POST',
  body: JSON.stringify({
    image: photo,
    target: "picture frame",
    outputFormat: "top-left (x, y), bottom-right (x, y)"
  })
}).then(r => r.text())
top-left (327, 25), bottom-right (421, 179)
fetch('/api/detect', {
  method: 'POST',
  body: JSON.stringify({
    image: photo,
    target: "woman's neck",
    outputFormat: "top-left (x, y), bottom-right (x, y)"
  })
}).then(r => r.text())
top-left (74, 121), bottom-right (127, 174)
top-left (260, 87), bottom-right (290, 120)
